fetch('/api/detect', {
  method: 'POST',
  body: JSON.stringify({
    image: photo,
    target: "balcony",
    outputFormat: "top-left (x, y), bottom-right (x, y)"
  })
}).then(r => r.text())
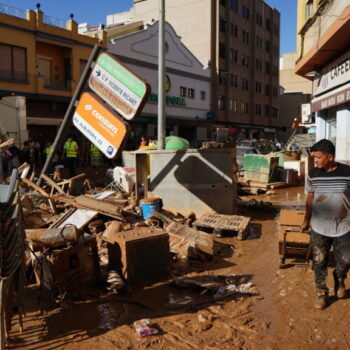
top-left (43, 78), bottom-right (71, 91)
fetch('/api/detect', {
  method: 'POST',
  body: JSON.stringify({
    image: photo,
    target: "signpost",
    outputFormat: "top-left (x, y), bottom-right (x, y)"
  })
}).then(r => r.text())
top-left (89, 52), bottom-right (150, 120)
top-left (73, 92), bottom-right (127, 158)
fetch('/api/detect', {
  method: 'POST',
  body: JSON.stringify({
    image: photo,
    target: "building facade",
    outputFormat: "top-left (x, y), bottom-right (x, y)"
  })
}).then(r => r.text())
top-left (295, 0), bottom-right (350, 161)
top-left (107, 0), bottom-right (280, 140)
top-left (107, 21), bottom-right (211, 147)
top-left (0, 3), bottom-right (106, 145)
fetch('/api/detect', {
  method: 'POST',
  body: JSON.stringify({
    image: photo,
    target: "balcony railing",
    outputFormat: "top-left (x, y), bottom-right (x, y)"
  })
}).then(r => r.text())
top-left (43, 14), bottom-right (66, 29)
top-left (0, 69), bottom-right (28, 83)
top-left (0, 3), bottom-right (26, 19)
top-left (43, 79), bottom-right (71, 91)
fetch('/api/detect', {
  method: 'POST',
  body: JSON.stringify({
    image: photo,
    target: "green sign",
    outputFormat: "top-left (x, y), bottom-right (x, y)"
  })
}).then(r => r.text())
top-left (149, 93), bottom-right (186, 106)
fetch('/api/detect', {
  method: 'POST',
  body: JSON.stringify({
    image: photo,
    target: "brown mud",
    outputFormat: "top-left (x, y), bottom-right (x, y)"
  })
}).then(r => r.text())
top-left (9, 187), bottom-right (350, 350)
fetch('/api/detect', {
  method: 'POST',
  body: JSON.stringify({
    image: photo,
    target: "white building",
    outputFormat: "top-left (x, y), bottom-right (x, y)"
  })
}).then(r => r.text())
top-left (107, 21), bottom-right (211, 147)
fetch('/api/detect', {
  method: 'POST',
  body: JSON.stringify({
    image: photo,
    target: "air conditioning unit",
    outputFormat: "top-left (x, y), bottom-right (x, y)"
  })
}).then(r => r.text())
top-left (301, 103), bottom-right (314, 125)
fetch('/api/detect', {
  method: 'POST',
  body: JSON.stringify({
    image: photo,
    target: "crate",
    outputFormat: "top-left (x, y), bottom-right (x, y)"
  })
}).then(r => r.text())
top-left (104, 227), bottom-right (170, 289)
top-left (193, 213), bottom-right (250, 239)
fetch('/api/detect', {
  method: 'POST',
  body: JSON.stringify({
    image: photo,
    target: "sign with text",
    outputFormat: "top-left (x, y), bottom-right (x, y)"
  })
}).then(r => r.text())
top-left (73, 92), bottom-right (127, 158)
top-left (89, 53), bottom-right (150, 120)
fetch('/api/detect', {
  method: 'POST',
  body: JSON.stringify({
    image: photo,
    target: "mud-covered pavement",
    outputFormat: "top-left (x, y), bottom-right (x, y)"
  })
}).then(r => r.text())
top-left (9, 187), bottom-right (350, 350)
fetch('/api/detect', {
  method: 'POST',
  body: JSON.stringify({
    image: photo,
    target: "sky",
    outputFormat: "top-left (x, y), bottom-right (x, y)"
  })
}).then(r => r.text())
top-left (7, 0), bottom-right (297, 56)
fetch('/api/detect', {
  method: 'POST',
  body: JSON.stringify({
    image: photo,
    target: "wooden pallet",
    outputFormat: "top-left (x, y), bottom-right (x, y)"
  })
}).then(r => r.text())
top-left (193, 213), bottom-right (251, 240)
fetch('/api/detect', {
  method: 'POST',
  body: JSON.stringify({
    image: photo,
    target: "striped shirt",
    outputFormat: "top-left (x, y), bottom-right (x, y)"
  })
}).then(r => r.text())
top-left (305, 163), bottom-right (350, 237)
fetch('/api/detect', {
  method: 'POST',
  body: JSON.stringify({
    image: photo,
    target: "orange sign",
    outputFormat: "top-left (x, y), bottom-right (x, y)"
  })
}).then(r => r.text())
top-left (73, 92), bottom-right (127, 158)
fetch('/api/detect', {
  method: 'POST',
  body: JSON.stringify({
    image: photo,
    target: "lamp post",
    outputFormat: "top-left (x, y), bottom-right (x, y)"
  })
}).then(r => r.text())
top-left (157, 0), bottom-right (165, 150)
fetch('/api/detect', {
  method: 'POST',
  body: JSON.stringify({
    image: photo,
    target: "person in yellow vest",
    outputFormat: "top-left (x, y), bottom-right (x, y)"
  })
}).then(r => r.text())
top-left (64, 134), bottom-right (78, 177)
top-left (90, 143), bottom-right (102, 173)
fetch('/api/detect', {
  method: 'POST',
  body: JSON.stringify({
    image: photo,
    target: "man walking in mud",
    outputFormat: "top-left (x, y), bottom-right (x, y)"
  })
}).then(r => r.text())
top-left (301, 139), bottom-right (350, 309)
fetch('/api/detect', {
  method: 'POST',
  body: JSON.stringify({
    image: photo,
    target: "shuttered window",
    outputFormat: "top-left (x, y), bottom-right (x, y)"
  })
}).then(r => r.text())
top-left (0, 43), bottom-right (27, 81)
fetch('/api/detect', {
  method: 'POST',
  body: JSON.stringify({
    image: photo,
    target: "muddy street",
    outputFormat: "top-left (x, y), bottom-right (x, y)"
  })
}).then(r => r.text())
top-left (6, 186), bottom-right (349, 350)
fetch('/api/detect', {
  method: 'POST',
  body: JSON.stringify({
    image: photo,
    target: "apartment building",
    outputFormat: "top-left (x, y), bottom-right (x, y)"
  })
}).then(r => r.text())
top-left (295, 0), bottom-right (350, 161)
top-left (0, 3), bottom-right (106, 144)
top-left (107, 0), bottom-right (280, 140)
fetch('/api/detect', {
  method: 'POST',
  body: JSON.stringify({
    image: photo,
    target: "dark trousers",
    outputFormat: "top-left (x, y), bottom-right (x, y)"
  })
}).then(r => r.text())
top-left (311, 230), bottom-right (350, 291)
top-left (66, 157), bottom-right (76, 178)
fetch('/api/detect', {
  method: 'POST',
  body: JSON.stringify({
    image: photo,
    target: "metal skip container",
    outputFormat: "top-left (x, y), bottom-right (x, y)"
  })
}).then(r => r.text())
top-left (123, 148), bottom-right (237, 215)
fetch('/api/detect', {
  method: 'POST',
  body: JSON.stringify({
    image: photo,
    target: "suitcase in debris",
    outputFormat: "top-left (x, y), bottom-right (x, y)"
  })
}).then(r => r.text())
top-left (103, 227), bottom-right (170, 289)
top-left (193, 213), bottom-right (251, 239)
top-left (278, 209), bottom-right (312, 267)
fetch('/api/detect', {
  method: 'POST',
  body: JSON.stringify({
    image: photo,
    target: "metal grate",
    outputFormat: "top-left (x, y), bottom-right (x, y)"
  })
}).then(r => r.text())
top-left (43, 14), bottom-right (66, 29)
top-left (0, 3), bottom-right (26, 19)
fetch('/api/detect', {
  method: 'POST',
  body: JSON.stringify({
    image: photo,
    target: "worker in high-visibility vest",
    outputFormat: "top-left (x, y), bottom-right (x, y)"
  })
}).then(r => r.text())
top-left (90, 143), bottom-right (102, 172)
top-left (64, 134), bottom-right (78, 177)
top-left (44, 142), bottom-right (53, 160)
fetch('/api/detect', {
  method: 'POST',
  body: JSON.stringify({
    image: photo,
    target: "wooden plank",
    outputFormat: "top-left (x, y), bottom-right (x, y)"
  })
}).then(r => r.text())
top-left (22, 178), bottom-right (50, 198)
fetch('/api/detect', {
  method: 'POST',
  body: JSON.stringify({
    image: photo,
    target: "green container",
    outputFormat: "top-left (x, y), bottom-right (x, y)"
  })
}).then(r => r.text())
top-left (165, 136), bottom-right (190, 150)
top-left (243, 154), bottom-right (279, 183)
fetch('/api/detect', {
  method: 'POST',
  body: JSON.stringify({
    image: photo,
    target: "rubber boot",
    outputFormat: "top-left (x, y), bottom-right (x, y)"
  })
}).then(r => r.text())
top-left (314, 289), bottom-right (329, 310)
top-left (333, 270), bottom-right (346, 299)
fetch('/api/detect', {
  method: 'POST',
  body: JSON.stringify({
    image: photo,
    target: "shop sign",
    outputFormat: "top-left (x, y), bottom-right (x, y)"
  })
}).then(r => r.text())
top-left (149, 92), bottom-right (186, 106)
top-left (89, 52), bottom-right (150, 120)
top-left (73, 92), bottom-right (127, 158)
top-left (311, 85), bottom-right (350, 112)
top-left (313, 49), bottom-right (350, 96)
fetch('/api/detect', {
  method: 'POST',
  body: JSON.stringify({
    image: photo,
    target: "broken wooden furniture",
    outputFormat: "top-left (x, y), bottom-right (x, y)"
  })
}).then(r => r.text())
top-left (166, 222), bottom-right (214, 260)
top-left (103, 227), bottom-right (170, 289)
top-left (278, 209), bottom-right (312, 268)
top-left (193, 213), bottom-right (251, 240)
top-left (32, 236), bottom-right (100, 291)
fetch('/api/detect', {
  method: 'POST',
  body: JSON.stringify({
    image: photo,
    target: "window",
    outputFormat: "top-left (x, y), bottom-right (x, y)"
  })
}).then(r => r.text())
top-left (272, 87), bottom-right (277, 97)
top-left (188, 88), bottom-right (195, 99)
top-left (242, 78), bottom-right (249, 90)
top-left (265, 104), bottom-right (270, 117)
top-left (265, 40), bottom-right (271, 53)
top-left (242, 30), bottom-right (249, 44)
top-left (180, 86), bottom-right (187, 97)
top-left (220, 16), bottom-right (227, 33)
top-left (265, 61), bottom-right (271, 74)
top-left (242, 6), bottom-right (250, 19)
top-left (0, 43), bottom-right (27, 81)
top-left (265, 18), bottom-right (271, 31)
top-left (240, 102), bottom-right (248, 113)
top-left (265, 84), bottom-right (270, 96)
top-left (255, 81), bottom-right (261, 93)
top-left (79, 59), bottom-right (88, 77)
top-left (229, 99), bottom-right (234, 112)
top-left (242, 54), bottom-right (249, 67)
top-left (219, 43), bottom-right (226, 59)
top-left (256, 13), bottom-right (262, 26)
top-left (200, 91), bottom-right (206, 100)
top-left (255, 104), bottom-right (261, 115)
top-left (230, 0), bottom-right (238, 11)
top-left (305, 0), bottom-right (314, 18)
top-left (272, 107), bottom-right (278, 118)
top-left (231, 23), bottom-right (238, 37)
top-left (273, 23), bottom-right (279, 35)
top-left (218, 96), bottom-right (226, 110)
top-left (256, 36), bottom-right (262, 48)
top-left (219, 70), bottom-right (227, 85)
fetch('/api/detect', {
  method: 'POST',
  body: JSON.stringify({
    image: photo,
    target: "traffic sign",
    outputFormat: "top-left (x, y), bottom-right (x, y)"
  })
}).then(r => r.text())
top-left (89, 52), bottom-right (150, 120)
top-left (73, 92), bottom-right (127, 158)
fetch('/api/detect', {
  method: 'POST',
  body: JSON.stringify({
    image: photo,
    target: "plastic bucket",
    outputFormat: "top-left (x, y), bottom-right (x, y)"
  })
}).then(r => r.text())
top-left (141, 198), bottom-right (161, 219)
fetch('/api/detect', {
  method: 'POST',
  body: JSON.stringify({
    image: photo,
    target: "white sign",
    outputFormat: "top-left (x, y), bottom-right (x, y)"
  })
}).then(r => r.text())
top-left (313, 49), bottom-right (350, 96)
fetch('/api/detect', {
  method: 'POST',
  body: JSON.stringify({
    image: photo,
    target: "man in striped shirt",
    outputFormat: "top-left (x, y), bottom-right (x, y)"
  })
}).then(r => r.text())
top-left (302, 139), bottom-right (350, 310)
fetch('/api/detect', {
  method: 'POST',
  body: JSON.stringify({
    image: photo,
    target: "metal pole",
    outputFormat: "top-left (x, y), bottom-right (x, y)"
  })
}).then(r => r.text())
top-left (157, 0), bottom-right (166, 150)
top-left (37, 44), bottom-right (100, 185)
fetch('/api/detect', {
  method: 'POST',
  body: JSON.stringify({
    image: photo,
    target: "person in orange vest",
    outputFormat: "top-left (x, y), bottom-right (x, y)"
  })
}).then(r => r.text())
top-left (64, 134), bottom-right (78, 177)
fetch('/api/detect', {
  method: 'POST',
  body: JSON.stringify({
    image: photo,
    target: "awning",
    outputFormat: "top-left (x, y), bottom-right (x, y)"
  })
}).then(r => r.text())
top-left (311, 83), bottom-right (350, 112)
